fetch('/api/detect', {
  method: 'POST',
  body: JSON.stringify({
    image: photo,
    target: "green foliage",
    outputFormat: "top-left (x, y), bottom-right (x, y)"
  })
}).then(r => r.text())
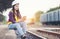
top-left (35, 11), bottom-right (44, 22)
top-left (0, 14), bottom-right (6, 22)
top-left (0, 0), bottom-right (14, 12)
top-left (47, 6), bottom-right (60, 12)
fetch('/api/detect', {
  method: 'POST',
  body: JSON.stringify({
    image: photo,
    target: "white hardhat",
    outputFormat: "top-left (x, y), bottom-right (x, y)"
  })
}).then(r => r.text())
top-left (12, 0), bottom-right (19, 6)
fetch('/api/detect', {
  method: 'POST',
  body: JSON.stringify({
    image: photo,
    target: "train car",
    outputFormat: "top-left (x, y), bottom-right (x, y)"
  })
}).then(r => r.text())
top-left (40, 14), bottom-right (45, 24)
top-left (47, 12), bottom-right (52, 25)
top-left (44, 13), bottom-right (48, 24)
top-left (51, 10), bottom-right (59, 25)
top-left (51, 11), bottom-right (56, 25)
top-left (40, 9), bottom-right (60, 25)
top-left (58, 9), bottom-right (60, 24)
top-left (40, 14), bottom-right (43, 23)
top-left (54, 10), bottom-right (59, 25)
top-left (40, 13), bottom-right (47, 24)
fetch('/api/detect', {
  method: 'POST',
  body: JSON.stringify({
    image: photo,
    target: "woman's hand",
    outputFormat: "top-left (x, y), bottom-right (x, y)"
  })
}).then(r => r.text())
top-left (18, 19), bottom-right (23, 22)
top-left (17, 16), bottom-right (26, 22)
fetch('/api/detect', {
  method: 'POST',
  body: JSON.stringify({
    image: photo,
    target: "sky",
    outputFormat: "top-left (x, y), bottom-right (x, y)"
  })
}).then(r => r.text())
top-left (19, 0), bottom-right (60, 18)
top-left (3, 0), bottom-right (60, 21)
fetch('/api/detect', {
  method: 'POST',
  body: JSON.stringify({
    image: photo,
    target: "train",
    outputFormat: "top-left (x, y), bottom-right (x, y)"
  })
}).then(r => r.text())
top-left (40, 9), bottom-right (60, 25)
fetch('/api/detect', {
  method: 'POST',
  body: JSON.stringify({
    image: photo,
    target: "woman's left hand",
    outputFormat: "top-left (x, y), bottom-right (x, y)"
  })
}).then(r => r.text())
top-left (18, 19), bottom-right (23, 22)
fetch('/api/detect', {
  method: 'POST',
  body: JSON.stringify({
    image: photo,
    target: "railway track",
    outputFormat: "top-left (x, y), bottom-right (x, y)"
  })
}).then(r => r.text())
top-left (27, 28), bottom-right (60, 39)
top-left (0, 25), bottom-right (46, 39)
top-left (0, 25), bottom-right (60, 39)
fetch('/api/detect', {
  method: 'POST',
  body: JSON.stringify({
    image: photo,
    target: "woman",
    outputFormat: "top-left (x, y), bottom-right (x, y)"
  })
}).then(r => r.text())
top-left (8, 1), bottom-right (27, 39)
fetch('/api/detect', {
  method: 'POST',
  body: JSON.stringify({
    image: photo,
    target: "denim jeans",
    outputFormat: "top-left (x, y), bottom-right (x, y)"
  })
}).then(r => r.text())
top-left (19, 22), bottom-right (27, 33)
top-left (8, 22), bottom-right (26, 36)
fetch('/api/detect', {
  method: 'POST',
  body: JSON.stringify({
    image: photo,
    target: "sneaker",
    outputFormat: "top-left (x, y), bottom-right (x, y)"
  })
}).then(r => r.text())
top-left (21, 35), bottom-right (26, 39)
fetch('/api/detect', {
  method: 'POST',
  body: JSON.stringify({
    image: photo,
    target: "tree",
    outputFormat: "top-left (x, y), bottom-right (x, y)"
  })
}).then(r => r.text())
top-left (47, 6), bottom-right (60, 12)
top-left (34, 11), bottom-right (44, 22)
top-left (0, 0), bottom-right (14, 23)
top-left (0, 14), bottom-right (5, 22)
top-left (0, 0), bottom-right (14, 12)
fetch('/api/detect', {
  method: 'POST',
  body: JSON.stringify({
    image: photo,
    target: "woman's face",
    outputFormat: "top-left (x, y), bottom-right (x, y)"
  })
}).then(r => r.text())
top-left (14, 3), bottom-right (19, 10)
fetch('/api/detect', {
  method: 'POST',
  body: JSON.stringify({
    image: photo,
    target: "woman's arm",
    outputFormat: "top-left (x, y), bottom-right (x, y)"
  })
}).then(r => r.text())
top-left (9, 12), bottom-right (16, 23)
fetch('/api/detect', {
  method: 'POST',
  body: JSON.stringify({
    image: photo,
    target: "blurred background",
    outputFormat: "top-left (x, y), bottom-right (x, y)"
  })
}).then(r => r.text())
top-left (0, 0), bottom-right (60, 25)
top-left (0, 0), bottom-right (60, 39)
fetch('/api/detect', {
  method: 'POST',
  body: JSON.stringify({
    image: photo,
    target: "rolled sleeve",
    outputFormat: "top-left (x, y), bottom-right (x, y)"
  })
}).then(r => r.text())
top-left (9, 12), bottom-right (16, 23)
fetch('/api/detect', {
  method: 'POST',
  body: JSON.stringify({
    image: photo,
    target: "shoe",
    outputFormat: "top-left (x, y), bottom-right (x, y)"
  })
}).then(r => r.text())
top-left (14, 28), bottom-right (17, 30)
top-left (21, 35), bottom-right (26, 39)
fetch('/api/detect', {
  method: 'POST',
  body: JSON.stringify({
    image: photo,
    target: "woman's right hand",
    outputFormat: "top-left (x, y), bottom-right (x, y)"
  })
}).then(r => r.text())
top-left (18, 19), bottom-right (23, 22)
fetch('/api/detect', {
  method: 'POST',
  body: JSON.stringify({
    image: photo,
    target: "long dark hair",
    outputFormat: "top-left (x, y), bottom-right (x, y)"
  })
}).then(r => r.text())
top-left (12, 5), bottom-right (21, 19)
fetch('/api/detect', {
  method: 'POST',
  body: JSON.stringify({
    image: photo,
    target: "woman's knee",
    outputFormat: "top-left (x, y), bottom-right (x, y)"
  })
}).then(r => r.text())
top-left (15, 23), bottom-right (20, 26)
top-left (8, 24), bottom-right (14, 29)
top-left (15, 23), bottom-right (22, 28)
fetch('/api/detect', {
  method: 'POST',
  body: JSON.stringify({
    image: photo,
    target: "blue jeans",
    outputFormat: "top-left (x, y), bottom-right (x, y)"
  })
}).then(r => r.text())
top-left (8, 23), bottom-right (26, 36)
top-left (19, 22), bottom-right (27, 33)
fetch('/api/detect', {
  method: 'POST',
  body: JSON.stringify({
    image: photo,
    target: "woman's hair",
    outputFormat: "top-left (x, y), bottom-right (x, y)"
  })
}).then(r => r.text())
top-left (12, 5), bottom-right (21, 19)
